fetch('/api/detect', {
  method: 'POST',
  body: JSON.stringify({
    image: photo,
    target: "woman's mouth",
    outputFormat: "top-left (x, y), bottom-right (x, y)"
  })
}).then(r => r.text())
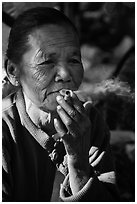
top-left (46, 89), bottom-right (62, 96)
top-left (47, 87), bottom-right (76, 96)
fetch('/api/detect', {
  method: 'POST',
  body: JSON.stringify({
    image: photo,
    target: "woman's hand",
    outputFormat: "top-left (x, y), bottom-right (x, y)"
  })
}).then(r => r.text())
top-left (54, 92), bottom-right (91, 162)
top-left (54, 92), bottom-right (92, 194)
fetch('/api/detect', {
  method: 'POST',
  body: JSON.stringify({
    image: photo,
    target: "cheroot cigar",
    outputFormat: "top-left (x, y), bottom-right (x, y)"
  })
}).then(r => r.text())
top-left (59, 89), bottom-right (73, 104)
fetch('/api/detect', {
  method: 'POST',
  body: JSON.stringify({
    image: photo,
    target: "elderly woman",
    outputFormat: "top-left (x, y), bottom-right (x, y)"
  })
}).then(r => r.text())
top-left (2, 7), bottom-right (119, 201)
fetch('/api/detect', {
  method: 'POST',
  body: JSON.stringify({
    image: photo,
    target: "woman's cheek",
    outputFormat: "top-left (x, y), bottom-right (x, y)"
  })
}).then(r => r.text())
top-left (33, 68), bottom-right (49, 83)
top-left (72, 65), bottom-right (84, 88)
top-left (34, 69), bottom-right (53, 91)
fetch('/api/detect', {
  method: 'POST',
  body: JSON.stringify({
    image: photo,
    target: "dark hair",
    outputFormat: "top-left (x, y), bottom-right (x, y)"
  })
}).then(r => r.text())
top-left (6, 7), bottom-right (78, 65)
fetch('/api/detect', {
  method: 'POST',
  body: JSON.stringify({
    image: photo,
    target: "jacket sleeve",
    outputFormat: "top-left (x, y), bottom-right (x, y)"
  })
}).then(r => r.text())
top-left (59, 106), bottom-right (120, 201)
top-left (2, 120), bottom-right (14, 201)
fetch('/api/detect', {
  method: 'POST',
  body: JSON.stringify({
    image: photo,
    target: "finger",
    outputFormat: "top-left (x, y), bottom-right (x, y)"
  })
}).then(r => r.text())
top-left (53, 118), bottom-right (72, 154)
top-left (89, 150), bottom-right (99, 164)
top-left (71, 92), bottom-right (86, 114)
top-left (89, 147), bottom-right (99, 164)
top-left (71, 93), bottom-right (92, 127)
top-left (54, 118), bottom-right (66, 138)
top-left (89, 146), bottom-right (99, 157)
top-left (56, 95), bottom-right (72, 110)
top-left (57, 105), bottom-right (74, 129)
top-left (91, 151), bottom-right (105, 167)
top-left (54, 117), bottom-right (74, 155)
top-left (56, 96), bottom-right (79, 122)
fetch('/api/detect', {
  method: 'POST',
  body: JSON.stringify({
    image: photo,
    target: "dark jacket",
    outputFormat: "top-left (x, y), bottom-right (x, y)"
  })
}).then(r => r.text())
top-left (2, 90), bottom-right (119, 201)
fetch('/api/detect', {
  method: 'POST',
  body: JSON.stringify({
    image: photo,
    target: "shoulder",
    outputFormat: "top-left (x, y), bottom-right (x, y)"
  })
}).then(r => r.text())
top-left (2, 92), bottom-right (16, 111)
top-left (2, 93), bottom-right (18, 141)
top-left (2, 93), bottom-right (17, 118)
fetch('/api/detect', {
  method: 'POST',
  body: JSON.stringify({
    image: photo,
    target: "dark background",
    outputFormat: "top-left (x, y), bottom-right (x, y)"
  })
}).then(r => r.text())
top-left (2, 2), bottom-right (135, 201)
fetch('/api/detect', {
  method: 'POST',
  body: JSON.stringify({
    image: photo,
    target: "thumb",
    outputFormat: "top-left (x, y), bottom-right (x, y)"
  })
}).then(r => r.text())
top-left (83, 101), bottom-right (93, 116)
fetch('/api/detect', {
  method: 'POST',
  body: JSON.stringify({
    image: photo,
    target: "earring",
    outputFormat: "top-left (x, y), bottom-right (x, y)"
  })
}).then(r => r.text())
top-left (15, 80), bottom-right (19, 86)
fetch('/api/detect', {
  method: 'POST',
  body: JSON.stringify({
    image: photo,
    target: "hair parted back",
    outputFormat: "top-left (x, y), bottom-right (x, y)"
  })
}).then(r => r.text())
top-left (6, 7), bottom-right (78, 65)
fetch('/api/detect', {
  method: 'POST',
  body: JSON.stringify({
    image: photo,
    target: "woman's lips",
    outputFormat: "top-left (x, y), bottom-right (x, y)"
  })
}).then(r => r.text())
top-left (47, 87), bottom-right (75, 96)
top-left (46, 89), bottom-right (62, 96)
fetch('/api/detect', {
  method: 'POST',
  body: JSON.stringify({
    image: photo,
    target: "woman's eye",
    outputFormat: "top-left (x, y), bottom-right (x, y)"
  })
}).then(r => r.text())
top-left (39, 60), bottom-right (54, 65)
top-left (69, 58), bottom-right (81, 64)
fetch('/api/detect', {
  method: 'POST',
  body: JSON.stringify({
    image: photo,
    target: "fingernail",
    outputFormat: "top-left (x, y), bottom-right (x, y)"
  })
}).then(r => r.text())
top-left (57, 105), bottom-right (61, 110)
top-left (54, 118), bottom-right (58, 125)
top-left (56, 95), bottom-right (63, 102)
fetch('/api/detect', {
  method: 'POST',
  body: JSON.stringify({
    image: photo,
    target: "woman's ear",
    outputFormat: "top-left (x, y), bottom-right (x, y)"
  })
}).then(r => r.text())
top-left (4, 58), bottom-right (20, 87)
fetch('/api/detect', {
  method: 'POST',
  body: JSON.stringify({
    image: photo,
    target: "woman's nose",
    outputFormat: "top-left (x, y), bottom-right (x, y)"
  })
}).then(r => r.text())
top-left (55, 64), bottom-right (72, 82)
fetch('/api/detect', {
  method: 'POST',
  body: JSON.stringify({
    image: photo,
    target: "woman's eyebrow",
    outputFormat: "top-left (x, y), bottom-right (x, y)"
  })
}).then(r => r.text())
top-left (35, 48), bottom-right (81, 60)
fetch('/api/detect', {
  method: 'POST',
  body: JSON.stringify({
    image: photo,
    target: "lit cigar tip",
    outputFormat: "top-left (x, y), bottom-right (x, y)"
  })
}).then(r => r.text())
top-left (59, 89), bottom-right (72, 97)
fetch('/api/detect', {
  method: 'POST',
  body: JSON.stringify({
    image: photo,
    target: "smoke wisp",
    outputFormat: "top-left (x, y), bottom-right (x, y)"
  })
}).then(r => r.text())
top-left (76, 78), bottom-right (135, 103)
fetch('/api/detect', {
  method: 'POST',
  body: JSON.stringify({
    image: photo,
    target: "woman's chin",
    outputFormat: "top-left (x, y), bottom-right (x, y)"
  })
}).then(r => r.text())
top-left (41, 92), bottom-right (60, 112)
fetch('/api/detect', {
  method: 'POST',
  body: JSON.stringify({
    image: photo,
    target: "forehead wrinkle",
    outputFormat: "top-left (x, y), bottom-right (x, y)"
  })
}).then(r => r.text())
top-left (25, 28), bottom-right (80, 66)
top-left (28, 33), bottom-right (79, 53)
top-left (43, 33), bottom-right (79, 47)
top-left (42, 46), bottom-right (81, 60)
top-left (29, 30), bottom-right (79, 47)
top-left (35, 27), bottom-right (77, 41)
top-left (43, 39), bottom-right (80, 55)
top-left (44, 40), bottom-right (79, 47)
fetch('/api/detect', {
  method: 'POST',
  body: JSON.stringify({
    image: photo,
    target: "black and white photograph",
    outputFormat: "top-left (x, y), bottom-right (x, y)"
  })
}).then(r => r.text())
top-left (2, 2), bottom-right (135, 202)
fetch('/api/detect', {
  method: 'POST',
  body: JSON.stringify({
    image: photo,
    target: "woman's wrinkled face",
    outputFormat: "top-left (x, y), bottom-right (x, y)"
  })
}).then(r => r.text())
top-left (18, 24), bottom-right (84, 112)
